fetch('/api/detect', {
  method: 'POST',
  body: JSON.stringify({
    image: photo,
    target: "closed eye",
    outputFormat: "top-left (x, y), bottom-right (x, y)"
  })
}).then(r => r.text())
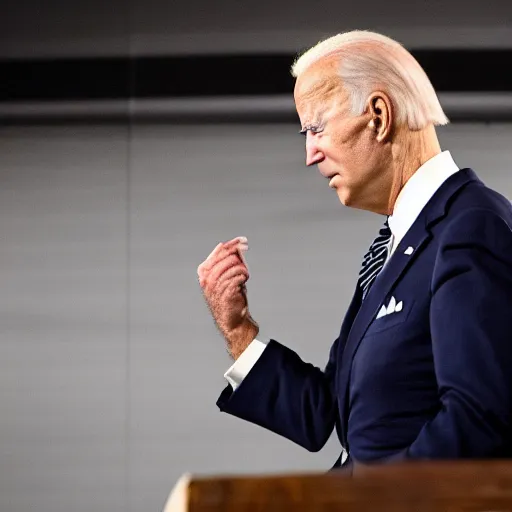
top-left (299, 125), bottom-right (324, 136)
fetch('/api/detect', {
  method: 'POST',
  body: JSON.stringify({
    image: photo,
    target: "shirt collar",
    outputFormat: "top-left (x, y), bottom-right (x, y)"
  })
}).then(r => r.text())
top-left (388, 150), bottom-right (459, 246)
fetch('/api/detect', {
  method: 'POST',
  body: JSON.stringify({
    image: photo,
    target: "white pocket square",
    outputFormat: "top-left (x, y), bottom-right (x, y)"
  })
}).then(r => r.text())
top-left (376, 296), bottom-right (403, 319)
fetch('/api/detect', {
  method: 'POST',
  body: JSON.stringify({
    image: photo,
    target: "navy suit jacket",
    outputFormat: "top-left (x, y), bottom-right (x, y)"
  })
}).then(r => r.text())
top-left (216, 168), bottom-right (512, 468)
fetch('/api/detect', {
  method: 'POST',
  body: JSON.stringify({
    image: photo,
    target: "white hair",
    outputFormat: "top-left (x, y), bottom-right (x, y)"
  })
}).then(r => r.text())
top-left (291, 30), bottom-right (449, 130)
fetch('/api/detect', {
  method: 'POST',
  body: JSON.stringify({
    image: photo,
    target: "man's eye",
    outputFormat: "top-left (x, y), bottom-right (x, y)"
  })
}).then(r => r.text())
top-left (299, 126), bottom-right (323, 136)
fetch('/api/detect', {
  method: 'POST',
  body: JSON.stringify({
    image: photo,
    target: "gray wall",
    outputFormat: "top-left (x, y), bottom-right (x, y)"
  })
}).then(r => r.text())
top-left (1, 0), bottom-right (511, 58)
top-left (1, 1), bottom-right (510, 510)
top-left (0, 121), bottom-right (511, 512)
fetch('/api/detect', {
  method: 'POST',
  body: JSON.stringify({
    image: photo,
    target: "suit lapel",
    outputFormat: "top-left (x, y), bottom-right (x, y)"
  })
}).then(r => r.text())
top-left (348, 227), bottom-right (431, 351)
top-left (337, 223), bottom-right (431, 446)
top-left (338, 285), bottom-right (363, 348)
top-left (336, 167), bottom-right (479, 448)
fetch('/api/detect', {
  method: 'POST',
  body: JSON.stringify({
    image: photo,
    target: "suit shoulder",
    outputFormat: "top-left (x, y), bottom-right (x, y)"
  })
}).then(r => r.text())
top-left (447, 179), bottom-right (512, 227)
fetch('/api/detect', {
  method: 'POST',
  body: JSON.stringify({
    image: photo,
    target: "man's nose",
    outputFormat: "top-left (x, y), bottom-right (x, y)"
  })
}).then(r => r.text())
top-left (305, 133), bottom-right (325, 166)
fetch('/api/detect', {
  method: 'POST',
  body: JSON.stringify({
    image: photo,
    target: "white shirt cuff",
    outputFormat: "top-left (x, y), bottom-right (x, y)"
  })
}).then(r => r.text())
top-left (223, 337), bottom-right (268, 390)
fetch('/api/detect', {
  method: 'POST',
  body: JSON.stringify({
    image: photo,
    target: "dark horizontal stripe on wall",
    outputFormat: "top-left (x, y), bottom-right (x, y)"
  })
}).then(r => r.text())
top-left (1, 50), bottom-right (511, 102)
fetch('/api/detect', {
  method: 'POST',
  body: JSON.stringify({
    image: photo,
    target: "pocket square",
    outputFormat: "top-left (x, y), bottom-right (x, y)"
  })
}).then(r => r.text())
top-left (376, 296), bottom-right (403, 319)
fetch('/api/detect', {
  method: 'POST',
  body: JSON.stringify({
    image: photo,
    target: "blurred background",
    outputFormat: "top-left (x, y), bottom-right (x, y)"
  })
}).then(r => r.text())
top-left (0, 1), bottom-right (511, 511)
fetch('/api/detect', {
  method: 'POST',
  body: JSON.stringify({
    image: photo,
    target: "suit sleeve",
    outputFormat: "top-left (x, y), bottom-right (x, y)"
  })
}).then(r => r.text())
top-left (401, 208), bottom-right (512, 459)
top-left (216, 337), bottom-right (340, 452)
top-left (224, 338), bottom-right (268, 390)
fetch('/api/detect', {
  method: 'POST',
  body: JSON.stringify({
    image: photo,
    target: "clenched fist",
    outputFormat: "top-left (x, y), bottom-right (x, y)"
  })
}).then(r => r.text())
top-left (197, 236), bottom-right (259, 359)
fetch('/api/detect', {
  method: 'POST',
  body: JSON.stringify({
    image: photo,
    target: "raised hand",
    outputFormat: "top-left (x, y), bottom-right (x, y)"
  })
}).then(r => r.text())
top-left (197, 237), bottom-right (259, 359)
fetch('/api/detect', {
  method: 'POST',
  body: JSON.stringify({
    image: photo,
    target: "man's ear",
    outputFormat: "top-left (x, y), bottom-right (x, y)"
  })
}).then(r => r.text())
top-left (367, 92), bottom-right (393, 142)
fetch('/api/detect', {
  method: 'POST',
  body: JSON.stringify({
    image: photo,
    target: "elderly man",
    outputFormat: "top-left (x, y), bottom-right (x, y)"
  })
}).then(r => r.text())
top-left (197, 30), bottom-right (512, 470)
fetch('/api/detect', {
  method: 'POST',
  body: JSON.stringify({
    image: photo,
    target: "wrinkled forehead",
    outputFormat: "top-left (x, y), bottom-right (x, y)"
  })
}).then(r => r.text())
top-left (293, 59), bottom-right (345, 115)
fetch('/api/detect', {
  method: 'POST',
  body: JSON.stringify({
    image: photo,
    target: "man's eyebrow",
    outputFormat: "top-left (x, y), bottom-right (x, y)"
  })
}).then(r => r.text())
top-left (300, 108), bottom-right (327, 128)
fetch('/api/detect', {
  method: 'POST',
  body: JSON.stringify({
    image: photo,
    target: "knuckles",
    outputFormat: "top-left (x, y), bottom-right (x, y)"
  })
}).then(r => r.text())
top-left (197, 243), bottom-right (249, 298)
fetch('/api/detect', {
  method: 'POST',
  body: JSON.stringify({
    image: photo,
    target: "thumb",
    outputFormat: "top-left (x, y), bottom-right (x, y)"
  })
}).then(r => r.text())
top-left (237, 245), bottom-right (250, 273)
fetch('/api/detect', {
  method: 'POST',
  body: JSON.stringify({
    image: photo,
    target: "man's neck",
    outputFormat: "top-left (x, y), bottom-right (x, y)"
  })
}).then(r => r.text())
top-left (387, 125), bottom-right (442, 215)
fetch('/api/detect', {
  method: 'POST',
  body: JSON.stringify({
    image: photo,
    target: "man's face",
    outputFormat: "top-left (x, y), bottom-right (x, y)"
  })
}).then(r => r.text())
top-left (293, 58), bottom-right (392, 213)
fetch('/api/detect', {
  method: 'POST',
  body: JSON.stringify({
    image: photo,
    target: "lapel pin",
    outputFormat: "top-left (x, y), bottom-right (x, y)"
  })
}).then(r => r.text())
top-left (404, 246), bottom-right (414, 255)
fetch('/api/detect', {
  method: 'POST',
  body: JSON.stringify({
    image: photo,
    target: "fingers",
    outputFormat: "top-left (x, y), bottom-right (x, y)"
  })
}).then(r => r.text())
top-left (217, 266), bottom-right (249, 296)
top-left (197, 237), bottom-right (248, 279)
top-left (206, 237), bottom-right (247, 266)
top-left (237, 244), bottom-right (249, 269)
top-left (200, 252), bottom-right (242, 283)
top-left (197, 238), bottom-right (253, 336)
top-left (211, 253), bottom-right (248, 280)
top-left (203, 255), bottom-right (248, 295)
top-left (198, 237), bottom-right (244, 273)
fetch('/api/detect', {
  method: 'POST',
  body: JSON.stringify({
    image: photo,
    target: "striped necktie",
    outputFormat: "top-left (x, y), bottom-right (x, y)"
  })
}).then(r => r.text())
top-left (358, 218), bottom-right (392, 299)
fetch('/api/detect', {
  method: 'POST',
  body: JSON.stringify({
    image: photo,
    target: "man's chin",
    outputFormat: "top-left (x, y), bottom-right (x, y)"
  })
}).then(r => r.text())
top-left (335, 188), bottom-right (351, 207)
top-left (335, 187), bottom-right (363, 210)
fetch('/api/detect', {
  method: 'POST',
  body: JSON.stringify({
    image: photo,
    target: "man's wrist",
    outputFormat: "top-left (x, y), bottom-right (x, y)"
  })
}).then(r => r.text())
top-left (227, 319), bottom-right (259, 360)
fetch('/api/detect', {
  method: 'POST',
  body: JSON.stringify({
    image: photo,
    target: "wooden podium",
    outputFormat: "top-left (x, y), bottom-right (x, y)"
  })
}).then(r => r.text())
top-left (163, 461), bottom-right (512, 511)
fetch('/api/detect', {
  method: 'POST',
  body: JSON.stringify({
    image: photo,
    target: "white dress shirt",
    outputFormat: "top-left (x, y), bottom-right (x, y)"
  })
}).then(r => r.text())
top-left (224, 150), bottom-right (460, 391)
